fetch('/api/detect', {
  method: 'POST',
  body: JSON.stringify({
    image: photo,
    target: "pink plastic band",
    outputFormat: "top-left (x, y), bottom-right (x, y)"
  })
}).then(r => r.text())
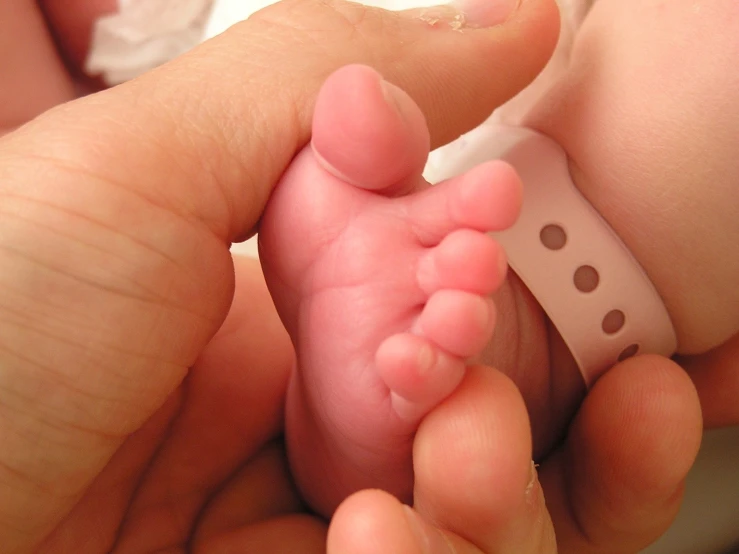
top-left (430, 125), bottom-right (677, 385)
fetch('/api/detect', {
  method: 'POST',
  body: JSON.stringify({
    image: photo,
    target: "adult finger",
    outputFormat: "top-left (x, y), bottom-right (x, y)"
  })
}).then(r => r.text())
top-left (540, 355), bottom-right (703, 553)
top-left (328, 366), bottom-right (557, 554)
top-left (678, 333), bottom-right (739, 428)
top-left (9, 0), bottom-right (559, 241)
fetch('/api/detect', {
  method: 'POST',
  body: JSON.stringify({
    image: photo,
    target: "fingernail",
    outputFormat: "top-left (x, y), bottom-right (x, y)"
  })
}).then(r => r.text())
top-left (402, 505), bottom-right (454, 553)
top-left (452, 0), bottom-right (521, 27)
top-left (403, 505), bottom-right (432, 552)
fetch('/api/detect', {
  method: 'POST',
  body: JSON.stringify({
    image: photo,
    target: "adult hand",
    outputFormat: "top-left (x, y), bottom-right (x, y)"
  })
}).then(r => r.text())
top-left (334, 355), bottom-right (704, 554)
top-left (679, 335), bottom-right (739, 429)
top-left (0, 1), bottom-right (720, 553)
top-left (0, 0), bottom-right (560, 551)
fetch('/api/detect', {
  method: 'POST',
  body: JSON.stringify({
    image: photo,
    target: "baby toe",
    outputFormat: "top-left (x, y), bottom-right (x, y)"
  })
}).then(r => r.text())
top-left (417, 229), bottom-right (507, 295)
top-left (407, 160), bottom-right (522, 246)
top-left (311, 64), bottom-right (430, 195)
top-left (377, 334), bottom-right (464, 401)
top-left (417, 290), bottom-right (496, 358)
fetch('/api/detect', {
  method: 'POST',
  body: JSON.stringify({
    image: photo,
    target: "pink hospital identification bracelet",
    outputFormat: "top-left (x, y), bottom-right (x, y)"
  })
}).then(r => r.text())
top-left (488, 127), bottom-right (677, 385)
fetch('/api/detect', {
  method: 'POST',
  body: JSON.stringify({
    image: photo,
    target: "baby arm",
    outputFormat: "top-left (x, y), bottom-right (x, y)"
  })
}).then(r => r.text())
top-left (524, 0), bottom-right (739, 354)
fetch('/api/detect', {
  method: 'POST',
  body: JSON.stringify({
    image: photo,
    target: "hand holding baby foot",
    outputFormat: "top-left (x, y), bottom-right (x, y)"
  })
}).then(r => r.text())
top-left (259, 64), bottom-right (522, 515)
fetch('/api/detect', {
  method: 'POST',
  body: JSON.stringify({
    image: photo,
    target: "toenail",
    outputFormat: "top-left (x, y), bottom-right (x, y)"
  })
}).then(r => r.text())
top-left (402, 506), bottom-right (434, 552)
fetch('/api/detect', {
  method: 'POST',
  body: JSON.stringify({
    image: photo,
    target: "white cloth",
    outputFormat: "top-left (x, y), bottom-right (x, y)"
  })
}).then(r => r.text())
top-left (86, 0), bottom-right (216, 85)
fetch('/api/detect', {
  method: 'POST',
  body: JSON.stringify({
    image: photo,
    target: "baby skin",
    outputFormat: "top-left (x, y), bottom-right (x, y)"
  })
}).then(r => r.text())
top-left (259, 64), bottom-right (523, 515)
top-left (260, 0), bottom-right (739, 517)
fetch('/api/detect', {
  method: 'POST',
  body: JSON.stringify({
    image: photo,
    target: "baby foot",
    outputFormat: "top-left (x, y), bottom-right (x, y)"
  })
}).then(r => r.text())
top-left (259, 65), bottom-right (522, 516)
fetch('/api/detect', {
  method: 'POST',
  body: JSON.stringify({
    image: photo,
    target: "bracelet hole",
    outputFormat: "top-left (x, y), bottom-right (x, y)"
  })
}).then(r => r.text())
top-left (540, 224), bottom-right (567, 250)
top-left (574, 265), bottom-right (599, 293)
top-left (617, 343), bottom-right (639, 361)
top-left (602, 309), bottom-right (625, 334)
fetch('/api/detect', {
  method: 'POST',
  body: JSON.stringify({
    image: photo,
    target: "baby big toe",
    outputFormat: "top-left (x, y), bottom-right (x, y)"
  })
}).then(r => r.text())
top-left (311, 64), bottom-right (430, 194)
top-left (418, 290), bottom-right (496, 358)
top-left (417, 229), bottom-right (507, 295)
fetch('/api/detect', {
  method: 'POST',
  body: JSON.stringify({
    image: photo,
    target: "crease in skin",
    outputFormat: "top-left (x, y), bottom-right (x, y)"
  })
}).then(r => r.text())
top-left (7, 105), bottom-right (242, 247)
top-left (0, 238), bottom-right (207, 327)
top-left (0, 310), bottom-right (182, 399)
top-left (0, 207), bottom-right (182, 312)
top-left (0, 267), bottom-right (191, 373)
top-left (0, 372), bottom-right (127, 448)
top-left (0, 147), bottom-right (204, 274)
top-left (0, 155), bottom-right (230, 344)
top-left (0, 297), bottom-right (180, 419)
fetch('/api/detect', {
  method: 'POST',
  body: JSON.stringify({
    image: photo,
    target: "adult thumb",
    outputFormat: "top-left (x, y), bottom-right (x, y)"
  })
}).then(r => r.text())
top-left (13, 0), bottom-right (559, 242)
top-left (0, 0), bottom-right (558, 550)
